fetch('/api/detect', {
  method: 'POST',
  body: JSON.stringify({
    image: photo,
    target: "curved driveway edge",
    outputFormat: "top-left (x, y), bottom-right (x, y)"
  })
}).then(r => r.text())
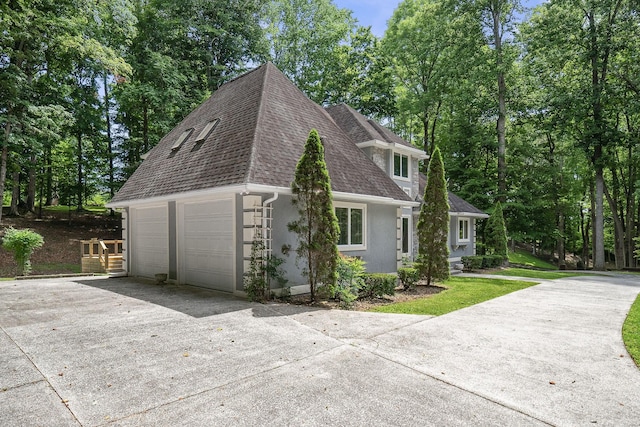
top-left (1, 273), bottom-right (639, 426)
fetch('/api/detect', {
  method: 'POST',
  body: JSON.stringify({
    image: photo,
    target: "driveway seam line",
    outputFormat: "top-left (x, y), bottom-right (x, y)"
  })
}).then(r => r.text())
top-left (358, 344), bottom-right (555, 426)
top-left (0, 326), bottom-right (83, 426)
top-left (97, 342), bottom-right (348, 426)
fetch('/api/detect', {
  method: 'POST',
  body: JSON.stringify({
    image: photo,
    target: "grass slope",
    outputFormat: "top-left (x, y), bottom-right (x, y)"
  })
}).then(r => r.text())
top-left (509, 249), bottom-right (557, 269)
top-left (371, 276), bottom-right (536, 316)
top-left (623, 294), bottom-right (640, 368)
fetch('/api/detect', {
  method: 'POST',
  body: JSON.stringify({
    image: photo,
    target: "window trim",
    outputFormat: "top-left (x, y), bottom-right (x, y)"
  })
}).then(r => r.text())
top-left (401, 215), bottom-right (411, 255)
top-left (457, 217), bottom-right (471, 244)
top-left (335, 202), bottom-right (366, 251)
top-left (393, 152), bottom-right (410, 180)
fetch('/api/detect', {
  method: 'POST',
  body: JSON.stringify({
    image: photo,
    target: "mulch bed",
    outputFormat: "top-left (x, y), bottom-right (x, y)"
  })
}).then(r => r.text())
top-left (284, 282), bottom-right (445, 311)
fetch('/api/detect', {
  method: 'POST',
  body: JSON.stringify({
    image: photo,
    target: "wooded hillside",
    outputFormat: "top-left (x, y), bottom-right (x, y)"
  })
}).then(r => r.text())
top-left (1, 0), bottom-right (638, 269)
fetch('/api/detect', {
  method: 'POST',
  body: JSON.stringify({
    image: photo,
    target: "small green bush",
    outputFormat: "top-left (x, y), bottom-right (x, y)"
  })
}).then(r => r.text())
top-left (360, 273), bottom-right (396, 298)
top-left (487, 254), bottom-right (507, 268)
top-left (331, 255), bottom-right (365, 308)
top-left (2, 227), bottom-right (44, 276)
top-left (398, 267), bottom-right (419, 291)
top-left (462, 256), bottom-right (483, 270)
top-left (462, 255), bottom-right (506, 270)
top-left (243, 233), bottom-right (288, 302)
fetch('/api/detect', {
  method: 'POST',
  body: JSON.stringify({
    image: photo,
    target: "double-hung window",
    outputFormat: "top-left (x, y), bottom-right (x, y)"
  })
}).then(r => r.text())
top-left (393, 153), bottom-right (409, 179)
top-left (458, 218), bottom-right (470, 243)
top-left (335, 203), bottom-right (365, 250)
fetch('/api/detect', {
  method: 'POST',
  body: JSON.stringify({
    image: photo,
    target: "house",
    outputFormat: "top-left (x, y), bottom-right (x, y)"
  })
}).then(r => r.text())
top-left (107, 62), bottom-right (487, 295)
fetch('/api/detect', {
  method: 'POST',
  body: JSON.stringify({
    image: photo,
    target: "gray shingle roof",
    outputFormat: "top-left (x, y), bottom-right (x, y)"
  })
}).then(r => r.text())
top-left (325, 103), bottom-right (415, 149)
top-left (111, 63), bottom-right (411, 204)
top-left (417, 173), bottom-right (488, 216)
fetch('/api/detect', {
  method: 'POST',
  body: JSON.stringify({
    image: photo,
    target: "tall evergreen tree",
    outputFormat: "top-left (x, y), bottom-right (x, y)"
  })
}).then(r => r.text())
top-left (288, 129), bottom-right (339, 302)
top-left (485, 201), bottom-right (508, 259)
top-left (417, 146), bottom-right (450, 285)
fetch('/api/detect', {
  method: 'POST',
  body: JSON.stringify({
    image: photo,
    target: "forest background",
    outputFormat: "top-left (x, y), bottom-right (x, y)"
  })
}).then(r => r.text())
top-left (1, 0), bottom-right (638, 270)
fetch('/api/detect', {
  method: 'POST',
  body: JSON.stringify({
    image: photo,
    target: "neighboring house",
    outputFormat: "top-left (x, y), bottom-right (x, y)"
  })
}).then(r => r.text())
top-left (108, 62), bottom-right (486, 295)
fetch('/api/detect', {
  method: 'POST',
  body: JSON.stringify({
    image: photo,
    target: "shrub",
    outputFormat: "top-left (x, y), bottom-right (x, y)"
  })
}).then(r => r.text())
top-left (331, 255), bottom-right (365, 309)
top-left (2, 227), bottom-right (44, 276)
top-left (487, 254), bottom-right (507, 268)
top-left (243, 233), bottom-right (288, 302)
top-left (360, 273), bottom-right (396, 299)
top-left (461, 256), bottom-right (483, 270)
top-left (462, 255), bottom-right (506, 270)
top-left (398, 267), bottom-right (419, 291)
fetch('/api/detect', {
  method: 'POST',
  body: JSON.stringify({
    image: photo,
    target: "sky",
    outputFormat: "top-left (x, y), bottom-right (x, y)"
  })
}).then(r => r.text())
top-left (333, 0), bottom-right (402, 37)
top-left (333, 0), bottom-right (545, 38)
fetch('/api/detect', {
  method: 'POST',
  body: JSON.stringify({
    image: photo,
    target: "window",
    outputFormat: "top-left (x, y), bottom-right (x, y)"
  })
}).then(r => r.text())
top-left (402, 216), bottom-right (410, 254)
top-left (394, 153), bottom-right (409, 179)
top-left (171, 128), bottom-right (194, 151)
top-left (195, 118), bottom-right (220, 142)
top-left (335, 203), bottom-right (365, 249)
top-left (458, 218), bottom-right (470, 242)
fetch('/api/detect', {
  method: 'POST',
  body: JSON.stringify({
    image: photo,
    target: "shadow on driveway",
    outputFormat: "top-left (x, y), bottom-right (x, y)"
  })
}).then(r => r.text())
top-left (74, 277), bottom-right (256, 318)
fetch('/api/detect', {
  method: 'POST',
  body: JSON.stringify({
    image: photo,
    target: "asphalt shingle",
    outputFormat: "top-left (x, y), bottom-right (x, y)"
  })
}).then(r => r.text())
top-left (111, 63), bottom-right (411, 204)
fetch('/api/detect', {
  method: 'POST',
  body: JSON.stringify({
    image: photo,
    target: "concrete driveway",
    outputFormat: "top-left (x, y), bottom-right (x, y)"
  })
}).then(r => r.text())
top-left (1, 273), bottom-right (639, 426)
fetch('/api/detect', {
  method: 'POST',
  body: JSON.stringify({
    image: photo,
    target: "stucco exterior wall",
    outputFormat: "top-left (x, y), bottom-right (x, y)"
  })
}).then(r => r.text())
top-left (269, 195), bottom-right (401, 293)
top-left (448, 216), bottom-right (477, 263)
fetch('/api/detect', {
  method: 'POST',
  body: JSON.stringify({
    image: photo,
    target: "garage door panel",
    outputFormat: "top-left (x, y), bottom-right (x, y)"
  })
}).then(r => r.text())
top-left (132, 206), bottom-right (168, 278)
top-left (180, 198), bottom-right (234, 292)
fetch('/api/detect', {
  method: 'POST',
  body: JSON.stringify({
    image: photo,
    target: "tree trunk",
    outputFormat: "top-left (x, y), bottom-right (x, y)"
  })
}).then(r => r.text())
top-left (104, 74), bottom-right (115, 200)
top-left (603, 181), bottom-right (626, 269)
top-left (26, 153), bottom-right (36, 212)
top-left (0, 122), bottom-right (10, 224)
top-left (492, 3), bottom-right (507, 204)
top-left (593, 168), bottom-right (605, 270)
top-left (557, 210), bottom-right (566, 268)
top-left (9, 169), bottom-right (20, 216)
top-left (76, 132), bottom-right (83, 211)
top-left (45, 145), bottom-right (52, 206)
top-left (422, 115), bottom-right (431, 156)
top-left (579, 201), bottom-right (589, 269)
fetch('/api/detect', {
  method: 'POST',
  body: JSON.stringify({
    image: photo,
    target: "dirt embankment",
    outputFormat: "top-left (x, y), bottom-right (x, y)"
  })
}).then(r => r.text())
top-left (0, 210), bottom-right (122, 277)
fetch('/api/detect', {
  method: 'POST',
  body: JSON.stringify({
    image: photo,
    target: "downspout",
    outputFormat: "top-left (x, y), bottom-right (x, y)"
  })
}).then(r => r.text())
top-left (262, 192), bottom-right (278, 231)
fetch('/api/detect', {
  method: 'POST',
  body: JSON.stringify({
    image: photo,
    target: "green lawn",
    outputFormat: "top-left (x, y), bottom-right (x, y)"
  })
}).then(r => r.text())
top-left (41, 205), bottom-right (109, 214)
top-left (32, 263), bottom-right (82, 274)
top-left (370, 276), bottom-right (536, 316)
top-left (509, 250), bottom-right (557, 269)
top-left (492, 268), bottom-right (583, 280)
top-left (623, 294), bottom-right (640, 368)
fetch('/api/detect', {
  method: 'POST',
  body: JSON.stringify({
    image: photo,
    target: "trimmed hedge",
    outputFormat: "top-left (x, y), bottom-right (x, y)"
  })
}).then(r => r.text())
top-left (462, 255), bottom-right (506, 270)
top-left (360, 273), bottom-right (396, 298)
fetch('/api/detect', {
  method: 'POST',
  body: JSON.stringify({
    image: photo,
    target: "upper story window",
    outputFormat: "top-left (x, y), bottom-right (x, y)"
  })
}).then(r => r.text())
top-left (335, 202), bottom-right (366, 250)
top-left (394, 153), bottom-right (409, 179)
top-left (458, 218), bottom-right (470, 243)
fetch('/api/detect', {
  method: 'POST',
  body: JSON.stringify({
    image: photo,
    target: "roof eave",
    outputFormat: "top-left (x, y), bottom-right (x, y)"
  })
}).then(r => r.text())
top-left (356, 139), bottom-right (428, 159)
top-left (450, 211), bottom-right (490, 219)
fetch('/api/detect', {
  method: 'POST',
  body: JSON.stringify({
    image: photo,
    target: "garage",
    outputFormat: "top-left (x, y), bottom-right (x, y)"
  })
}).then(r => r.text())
top-left (130, 206), bottom-right (169, 278)
top-left (179, 197), bottom-right (235, 292)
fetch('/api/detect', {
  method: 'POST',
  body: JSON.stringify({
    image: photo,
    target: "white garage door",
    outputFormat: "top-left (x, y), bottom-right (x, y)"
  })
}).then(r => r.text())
top-left (131, 206), bottom-right (168, 278)
top-left (180, 198), bottom-right (234, 292)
